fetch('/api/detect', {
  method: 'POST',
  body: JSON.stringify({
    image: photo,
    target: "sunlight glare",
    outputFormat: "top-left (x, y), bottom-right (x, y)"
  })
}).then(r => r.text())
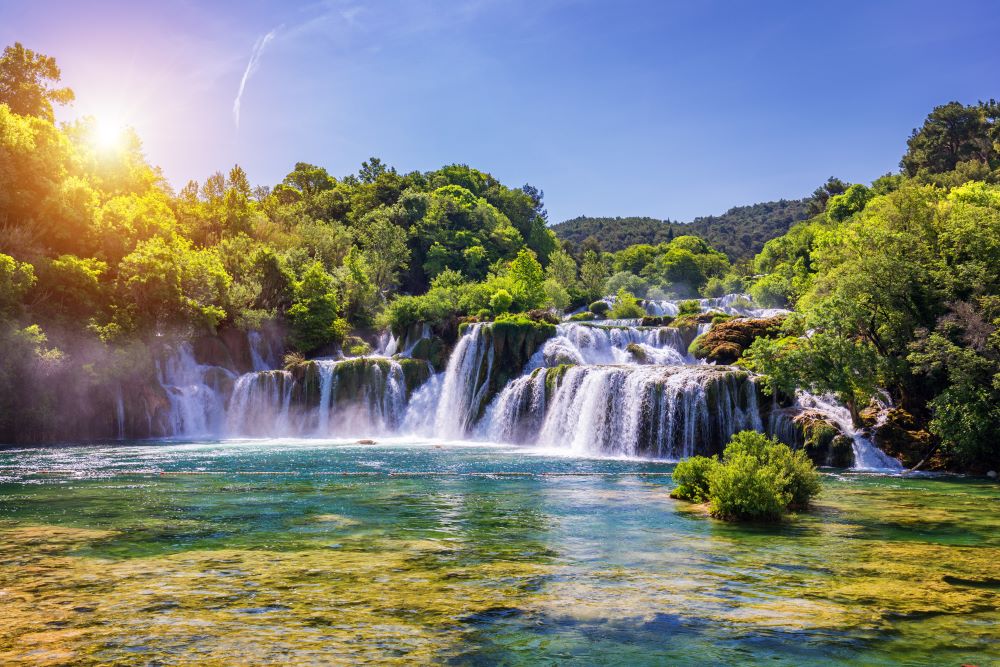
top-left (91, 114), bottom-right (127, 153)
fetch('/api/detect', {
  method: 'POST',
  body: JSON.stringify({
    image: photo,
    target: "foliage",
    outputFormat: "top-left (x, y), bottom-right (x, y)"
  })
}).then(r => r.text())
top-left (552, 198), bottom-right (812, 262)
top-left (670, 432), bottom-right (821, 521)
top-left (608, 288), bottom-right (645, 319)
top-left (287, 262), bottom-right (348, 353)
top-left (589, 300), bottom-right (609, 316)
top-left (489, 289), bottom-right (512, 314)
top-left (901, 101), bottom-right (998, 176)
top-left (670, 456), bottom-right (716, 502)
top-left (710, 432), bottom-right (820, 521)
top-left (0, 42), bottom-right (74, 120)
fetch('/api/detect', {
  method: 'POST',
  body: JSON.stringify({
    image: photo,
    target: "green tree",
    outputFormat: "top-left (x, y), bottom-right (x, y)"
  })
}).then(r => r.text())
top-left (358, 210), bottom-right (410, 297)
top-left (0, 42), bottom-right (74, 121)
top-left (0, 253), bottom-right (35, 315)
top-left (287, 262), bottom-right (347, 352)
top-left (579, 250), bottom-right (608, 301)
top-left (506, 248), bottom-right (545, 310)
top-left (901, 102), bottom-right (996, 175)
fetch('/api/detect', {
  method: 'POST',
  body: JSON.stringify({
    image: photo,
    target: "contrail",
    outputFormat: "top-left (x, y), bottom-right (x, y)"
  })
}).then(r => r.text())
top-left (233, 28), bottom-right (279, 128)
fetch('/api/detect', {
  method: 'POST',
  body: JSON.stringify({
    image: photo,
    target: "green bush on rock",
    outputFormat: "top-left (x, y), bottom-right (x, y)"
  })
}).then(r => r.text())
top-left (670, 431), bottom-right (821, 521)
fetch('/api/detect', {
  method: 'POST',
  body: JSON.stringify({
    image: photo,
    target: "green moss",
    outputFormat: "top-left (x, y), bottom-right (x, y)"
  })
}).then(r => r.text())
top-left (543, 364), bottom-right (573, 399)
top-left (398, 358), bottom-right (433, 395)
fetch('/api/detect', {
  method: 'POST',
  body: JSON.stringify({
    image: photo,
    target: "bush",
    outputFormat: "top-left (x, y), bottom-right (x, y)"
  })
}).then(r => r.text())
top-left (490, 288), bottom-right (513, 314)
top-left (671, 455), bottom-right (717, 502)
top-left (671, 431), bottom-right (821, 522)
top-left (710, 431), bottom-right (821, 519)
top-left (677, 299), bottom-right (701, 316)
top-left (589, 300), bottom-right (610, 316)
top-left (608, 287), bottom-right (646, 319)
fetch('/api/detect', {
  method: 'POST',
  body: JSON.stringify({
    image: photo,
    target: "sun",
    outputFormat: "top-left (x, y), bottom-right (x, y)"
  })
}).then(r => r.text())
top-left (90, 114), bottom-right (128, 153)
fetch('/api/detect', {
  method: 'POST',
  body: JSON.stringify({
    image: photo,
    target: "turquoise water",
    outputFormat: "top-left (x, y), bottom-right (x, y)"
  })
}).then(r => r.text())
top-left (0, 439), bottom-right (997, 665)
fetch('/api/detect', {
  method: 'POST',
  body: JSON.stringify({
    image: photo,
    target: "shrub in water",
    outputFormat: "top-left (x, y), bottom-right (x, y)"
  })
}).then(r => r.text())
top-left (671, 431), bottom-right (822, 522)
top-left (671, 455), bottom-right (717, 502)
top-left (709, 431), bottom-right (821, 520)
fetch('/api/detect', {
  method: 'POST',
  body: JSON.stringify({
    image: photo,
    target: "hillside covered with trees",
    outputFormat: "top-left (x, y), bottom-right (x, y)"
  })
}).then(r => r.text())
top-left (552, 197), bottom-right (813, 261)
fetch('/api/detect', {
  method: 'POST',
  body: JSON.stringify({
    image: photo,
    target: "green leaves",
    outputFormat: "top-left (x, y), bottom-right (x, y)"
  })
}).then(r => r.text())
top-left (670, 432), bottom-right (821, 522)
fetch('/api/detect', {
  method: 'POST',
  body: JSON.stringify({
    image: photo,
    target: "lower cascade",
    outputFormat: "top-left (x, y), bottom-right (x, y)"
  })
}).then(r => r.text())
top-left (140, 295), bottom-right (901, 468)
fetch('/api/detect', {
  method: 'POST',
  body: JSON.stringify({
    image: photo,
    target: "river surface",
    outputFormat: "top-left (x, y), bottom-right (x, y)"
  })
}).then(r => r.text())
top-left (0, 439), bottom-right (997, 665)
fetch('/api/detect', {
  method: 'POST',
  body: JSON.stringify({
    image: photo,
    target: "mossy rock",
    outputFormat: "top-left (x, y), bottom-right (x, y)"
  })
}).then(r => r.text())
top-left (640, 315), bottom-right (674, 327)
top-left (625, 343), bottom-right (650, 364)
top-left (543, 364), bottom-right (573, 400)
top-left (874, 408), bottom-right (936, 469)
top-left (398, 358), bottom-right (433, 396)
top-left (409, 336), bottom-right (448, 371)
top-left (792, 410), bottom-right (853, 467)
top-left (690, 316), bottom-right (786, 364)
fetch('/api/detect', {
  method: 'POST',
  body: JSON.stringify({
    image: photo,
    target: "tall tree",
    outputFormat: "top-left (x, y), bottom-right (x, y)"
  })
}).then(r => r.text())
top-left (901, 102), bottom-right (995, 175)
top-left (0, 43), bottom-right (74, 120)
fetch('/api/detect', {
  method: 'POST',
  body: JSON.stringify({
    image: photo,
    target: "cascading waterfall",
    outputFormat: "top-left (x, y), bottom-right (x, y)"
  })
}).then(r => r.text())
top-left (793, 392), bottom-right (903, 471)
top-left (531, 323), bottom-right (689, 367)
top-left (432, 323), bottom-right (494, 439)
top-left (227, 370), bottom-right (295, 436)
top-left (642, 293), bottom-right (789, 318)
top-left (157, 342), bottom-right (232, 437)
top-left (136, 293), bottom-right (900, 468)
top-left (483, 365), bottom-right (762, 458)
top-left (114, 385), bottom-right (126, 440)
top-left (248, 331), bottom-right (278, 372)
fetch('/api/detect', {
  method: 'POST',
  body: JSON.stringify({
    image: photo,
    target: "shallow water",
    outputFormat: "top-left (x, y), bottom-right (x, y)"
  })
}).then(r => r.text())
top-left (0, 439), bottom-right (997, 665)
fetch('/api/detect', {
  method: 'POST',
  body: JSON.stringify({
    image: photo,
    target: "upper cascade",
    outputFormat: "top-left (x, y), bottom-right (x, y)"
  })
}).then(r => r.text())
top-left (138, 294), bottom-right (900, 469)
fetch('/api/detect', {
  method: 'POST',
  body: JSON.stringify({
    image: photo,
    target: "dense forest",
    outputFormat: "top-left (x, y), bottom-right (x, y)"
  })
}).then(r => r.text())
top-left (743, 100), bottom-right (1000, 471)
top-left (1, 42), bottom-right (998, 472)
top-left (552, 197), bottom-right (813, 260)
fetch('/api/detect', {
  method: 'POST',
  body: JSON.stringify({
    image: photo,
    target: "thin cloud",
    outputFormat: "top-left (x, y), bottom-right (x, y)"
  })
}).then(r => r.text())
top-left (233, 27), bottom-right (279, 128)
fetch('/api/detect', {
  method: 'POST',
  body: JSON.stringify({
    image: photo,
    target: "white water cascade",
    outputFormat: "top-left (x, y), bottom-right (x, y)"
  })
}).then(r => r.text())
top-left (792, 392), bottom-right (903, 471)
top-left (432, 323), bottom-right (495, 439)
top-left (142, 294), bottom-right (901, 468)
top-left (482, 365), bottom-right (762, 458)
top-left (157, 343), bottom-right (233, 437)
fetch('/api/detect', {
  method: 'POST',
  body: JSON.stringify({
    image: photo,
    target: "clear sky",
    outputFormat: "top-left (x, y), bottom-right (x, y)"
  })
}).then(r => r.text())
top-left (2, 0), bottom-right (998, 222)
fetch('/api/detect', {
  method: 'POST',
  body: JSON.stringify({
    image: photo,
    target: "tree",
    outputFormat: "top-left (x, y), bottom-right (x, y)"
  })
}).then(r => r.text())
top-left (0, 43), bottom-right (74, 121)
top-left (506, 248), bottom-right (545, 311)
top-left (901, 102), bottom-right (995, 176)
top-left (287, 262), bottom-right (347, 352)
top-left (608, 287), bottom-right (645, 319)
top-left (0, 253), bottom-right (35, 315)
top-left (579, 250), bottom-right (608, 301)
top-left (358, 210), bottom-right (410, 297)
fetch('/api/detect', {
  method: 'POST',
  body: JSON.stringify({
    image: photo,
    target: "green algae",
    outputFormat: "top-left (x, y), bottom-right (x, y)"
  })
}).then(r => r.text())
top-left (0, 445), bottom-right (997, 666)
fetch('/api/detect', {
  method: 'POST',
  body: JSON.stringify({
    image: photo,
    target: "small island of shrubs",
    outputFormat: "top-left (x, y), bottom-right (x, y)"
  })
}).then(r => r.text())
top-left (671, 431), bottom-right (821, 521)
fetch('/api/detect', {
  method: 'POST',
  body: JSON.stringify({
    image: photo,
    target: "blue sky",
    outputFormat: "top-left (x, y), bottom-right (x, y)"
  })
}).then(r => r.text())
top-left (2, 0), bottom-right (998, 222)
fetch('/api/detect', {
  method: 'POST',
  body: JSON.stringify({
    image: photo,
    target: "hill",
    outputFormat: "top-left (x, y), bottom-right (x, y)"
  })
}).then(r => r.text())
top-left (552, 198), bottom-right (813, 261)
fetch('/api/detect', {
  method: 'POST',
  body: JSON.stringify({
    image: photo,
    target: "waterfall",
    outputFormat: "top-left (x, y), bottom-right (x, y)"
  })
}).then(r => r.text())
top-left (641, 293), bottom-right (789, 318)
top-left (227, 370), bottom-right (295, 436)
top-left (482, 365), bottom-right (762, 458)
top-left (315, 360), bottom-right (339, 434)
top-left (530, 323), bottom-right (689, 367)
top-left (157, 342), bottom-right (232, 437)
top-left (114, 386), bottom-right (125, 440)
top-left (248, 331), bottom-right (277, 372)
top-left (138, 295), bottom-right (900, 468)
top-left (793, 392), bottom-right (903, 471)
top-left (433, 323), bottom-right (494, 439)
